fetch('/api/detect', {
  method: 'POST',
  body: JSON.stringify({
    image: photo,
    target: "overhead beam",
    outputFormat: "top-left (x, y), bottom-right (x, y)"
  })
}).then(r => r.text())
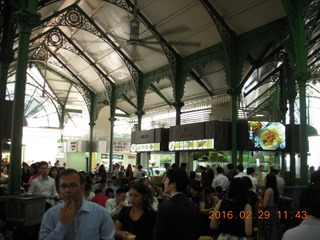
top-left (65, 109), bottom-right (82, 113)
top-left (121, 94), bottom-right (137, 109)
top-left (149, 83), bottom-right (172, 106)
top-left (188, 71), bottom-right (213, 97)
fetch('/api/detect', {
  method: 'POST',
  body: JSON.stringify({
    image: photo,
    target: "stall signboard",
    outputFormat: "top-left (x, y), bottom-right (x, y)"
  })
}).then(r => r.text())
top-left (248, 121), bottom-right (286, 151)
top-left (168, 139), bottom-right (214, 151)
top-left (131, 128), bottom-right (169, 152)
top-left (130, 143), bottom-right (160, 152)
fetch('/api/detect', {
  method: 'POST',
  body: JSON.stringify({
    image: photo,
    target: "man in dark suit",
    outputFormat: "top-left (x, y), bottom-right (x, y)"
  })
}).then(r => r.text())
top-left (153, 168), bottom-right (200, 240)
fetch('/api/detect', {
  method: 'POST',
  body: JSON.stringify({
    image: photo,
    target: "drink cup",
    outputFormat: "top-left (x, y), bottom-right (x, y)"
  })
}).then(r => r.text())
top-left (127, 234), bottom-right (136, 239)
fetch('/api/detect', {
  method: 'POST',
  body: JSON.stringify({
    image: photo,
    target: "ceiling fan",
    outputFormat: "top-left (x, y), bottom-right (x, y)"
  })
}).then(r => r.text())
top-left (124, 0), bottom-right (201, 52)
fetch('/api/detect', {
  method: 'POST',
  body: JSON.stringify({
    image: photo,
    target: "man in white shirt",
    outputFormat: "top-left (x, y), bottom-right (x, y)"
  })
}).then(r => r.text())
top-left (28, 161), bottom-right (59, 208)
top-left (246, 167), bottom-right (258, 193)
top-left (282, 184), bottom-right (320, 240)
top-left (83, 183), bottom-right (95, 200)
top-left (112, 163), bottom-right (120, 179)
top-left (133, 165), bottom-right (144, 180)
top-left (234, 164), bottom-right (246, 178)
top-left (105, 187), bottom-right (128, 221)
top-left (211, 167), bottom-right (229, 192)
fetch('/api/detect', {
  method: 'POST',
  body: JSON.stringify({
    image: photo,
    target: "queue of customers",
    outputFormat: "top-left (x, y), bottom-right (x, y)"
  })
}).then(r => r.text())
top-left (1, 161), bottom-right (320, 240)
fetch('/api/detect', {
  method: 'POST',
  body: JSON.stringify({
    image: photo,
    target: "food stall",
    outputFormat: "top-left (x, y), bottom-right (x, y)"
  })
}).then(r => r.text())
top-left (131, 128), bottom-right (173, 173)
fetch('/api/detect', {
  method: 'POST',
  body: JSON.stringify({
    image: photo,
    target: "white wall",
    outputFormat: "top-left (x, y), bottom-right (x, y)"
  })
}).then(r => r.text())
top-left (22, 127), bottom-right (61, 164)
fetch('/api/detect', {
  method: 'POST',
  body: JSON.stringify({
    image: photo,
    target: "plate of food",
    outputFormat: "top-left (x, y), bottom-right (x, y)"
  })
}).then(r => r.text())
top-left (256, 123), bottom-right (285, 150)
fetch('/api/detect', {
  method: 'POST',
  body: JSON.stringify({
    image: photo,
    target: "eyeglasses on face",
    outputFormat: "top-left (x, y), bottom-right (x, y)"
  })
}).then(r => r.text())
top-left (60, 182), bottom-right (79, 189)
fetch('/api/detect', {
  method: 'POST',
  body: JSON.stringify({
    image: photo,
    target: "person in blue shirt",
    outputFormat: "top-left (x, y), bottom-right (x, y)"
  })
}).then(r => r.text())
top-left (39, 168), bottom-right (115, 240)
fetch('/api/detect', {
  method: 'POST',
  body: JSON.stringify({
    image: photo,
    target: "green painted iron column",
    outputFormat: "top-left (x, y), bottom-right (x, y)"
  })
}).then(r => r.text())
top-left (230, 93), bottom-right (238, 167)
top-left (108, 87), bottom-right (117, 172)
top-left (287, 67), bottom-right (297, 185)
top-left (8, 0), bottom-right (40, 195)
top-left (88, 95), bottom-right (96, 172)
top-left (88, 121), bottom-right (95, 172)
top-left (135, 110), bottom-right (144, 166)
top-left (173, 101), bottom-right (184, 167)
top-left (297, 73), bottom-right (308, 185)
top-left (0, 0), bottom-right (16, 162)
top-left (108, 117), bottom-right (116, 172)
top-left (281, 0), bottom-right (313, 185)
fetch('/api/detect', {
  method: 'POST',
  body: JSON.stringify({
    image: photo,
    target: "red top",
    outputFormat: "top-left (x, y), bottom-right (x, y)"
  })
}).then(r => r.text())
top-left (91, 194), bottom-right (110, 207)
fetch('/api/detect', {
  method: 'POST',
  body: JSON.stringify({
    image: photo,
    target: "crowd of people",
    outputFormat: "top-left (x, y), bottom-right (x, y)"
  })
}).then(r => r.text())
top-left (1, 160), bottom-right (320, 240)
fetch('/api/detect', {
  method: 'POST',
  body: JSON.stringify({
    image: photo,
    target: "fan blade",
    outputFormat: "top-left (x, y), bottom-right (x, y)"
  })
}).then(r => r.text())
top-left (169, 41), bottom-right (201, 47)
top-left (142, 40), bottom-right (201, 48)
top-left (140, 44), bottom-right (163, 53)
top-left (140, 25), bottom-right (191, 41)
top-left (140, 41), bottom-right (160, 45)
top-left (131, 44), bottom-right (138, 59)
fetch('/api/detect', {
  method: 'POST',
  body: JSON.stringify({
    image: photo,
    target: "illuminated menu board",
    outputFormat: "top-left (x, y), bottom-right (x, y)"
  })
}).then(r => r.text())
top-left (168, 139), bottom-right (214, 151)
top-left (130, 143), bottom-right (160, 152)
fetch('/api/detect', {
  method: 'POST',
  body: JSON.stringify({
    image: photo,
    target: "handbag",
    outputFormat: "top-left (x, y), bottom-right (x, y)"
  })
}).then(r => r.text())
top-left (216, 233), bottom-right (247, 240)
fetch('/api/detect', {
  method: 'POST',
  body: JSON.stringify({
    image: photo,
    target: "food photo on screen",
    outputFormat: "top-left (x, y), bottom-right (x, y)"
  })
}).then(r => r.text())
top-left (248, 121), bottom-right (286, 151)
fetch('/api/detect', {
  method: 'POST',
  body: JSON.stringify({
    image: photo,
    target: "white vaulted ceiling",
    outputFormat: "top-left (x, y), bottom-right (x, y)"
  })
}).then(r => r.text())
top-left (5, 0), bottom-right (319, 129)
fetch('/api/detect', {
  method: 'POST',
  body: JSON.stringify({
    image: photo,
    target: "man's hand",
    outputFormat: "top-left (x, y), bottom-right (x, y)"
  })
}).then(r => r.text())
top-left (60, 201), bottom-right (76, 226)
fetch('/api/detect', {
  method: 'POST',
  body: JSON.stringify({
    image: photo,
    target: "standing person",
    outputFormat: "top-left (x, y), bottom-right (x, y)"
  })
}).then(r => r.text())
top-left (234, 164), bottom-right (246, 178)
top-left (199, 187), bottom-right (219, 236)
top-left (247, 167), bottom-right (258, 193)
top-left (258, 173), bottom-right (281, 240)
top-left (207, 168), bottom-right (214, 187)
top-left (125, 164), bottom-right (134, 182)
top-left (39, 168), bottom-right (115, 240)
top-left (28, 163), bottom-right (39, 185)
top-left (98, 164), bottom-right (107, 176)
top-left (21, 162), bottom-right (30, 190)
top-left (113, 163), bottom-right (120, 179)
top-left (189, 184), bottom-right (203, 206)
top-left (225, 163), bottom-right (235, 181)
top-left (282, 184), bottom-right (320, 240)
top-left (210, 178), bottom-right (252, 239)
top-left (271, 168), bottom-right (285, 197)
top-left (153, 168), bottom-right (201, 240)
top-left (118, 165), bottom-right (125, 181)
top-left (115, 182), bottom-right (156, 240)
top-left (199, 171), bottom-right (210, 188)
top-left (48, 166), bottom-right (59, 192)
top-left (133, 165), bottom-right (144, 180)
top-left (161, 163), bottom-right (170, 184)
top-left (54, 160), bottom-right (61, 168)
top-left (28, 161), bottom-right (59, 208)
top-left (180, 162), bottom-right (187, 171)
top-left (212, 166), bottom-right (229, 192)
top-left (256, 165), bottom-right (265, 186)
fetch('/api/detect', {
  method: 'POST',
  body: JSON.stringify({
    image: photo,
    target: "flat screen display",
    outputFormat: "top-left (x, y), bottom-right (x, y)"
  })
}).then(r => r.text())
top-left (248, 121), bottom-right (286, 151)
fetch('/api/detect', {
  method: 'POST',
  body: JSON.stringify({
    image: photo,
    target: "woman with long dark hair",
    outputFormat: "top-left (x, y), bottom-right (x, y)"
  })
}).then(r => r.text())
top-left (21, 162), bottom-right (30, 185)
top-left (48, 166), bottom-right (59, 192)
top-left (210, 178), bottom-right (252, 239)
top-left (27, 163), bottom-right (39, 185)
top-left (115, 182), bottom-right (156, 240)
top-left (125, 164), bottom-right (133, 182)
top-left (258, 173), bottom-right (281, 240)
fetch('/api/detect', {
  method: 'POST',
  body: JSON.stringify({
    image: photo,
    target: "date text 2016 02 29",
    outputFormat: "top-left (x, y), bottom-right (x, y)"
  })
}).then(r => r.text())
top-left (209, 210), bottom-right (307, 220)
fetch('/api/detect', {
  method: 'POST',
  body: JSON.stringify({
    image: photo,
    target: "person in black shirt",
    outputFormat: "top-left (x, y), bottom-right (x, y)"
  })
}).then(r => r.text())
top-left (115, 182), bottom-right (156, 240)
